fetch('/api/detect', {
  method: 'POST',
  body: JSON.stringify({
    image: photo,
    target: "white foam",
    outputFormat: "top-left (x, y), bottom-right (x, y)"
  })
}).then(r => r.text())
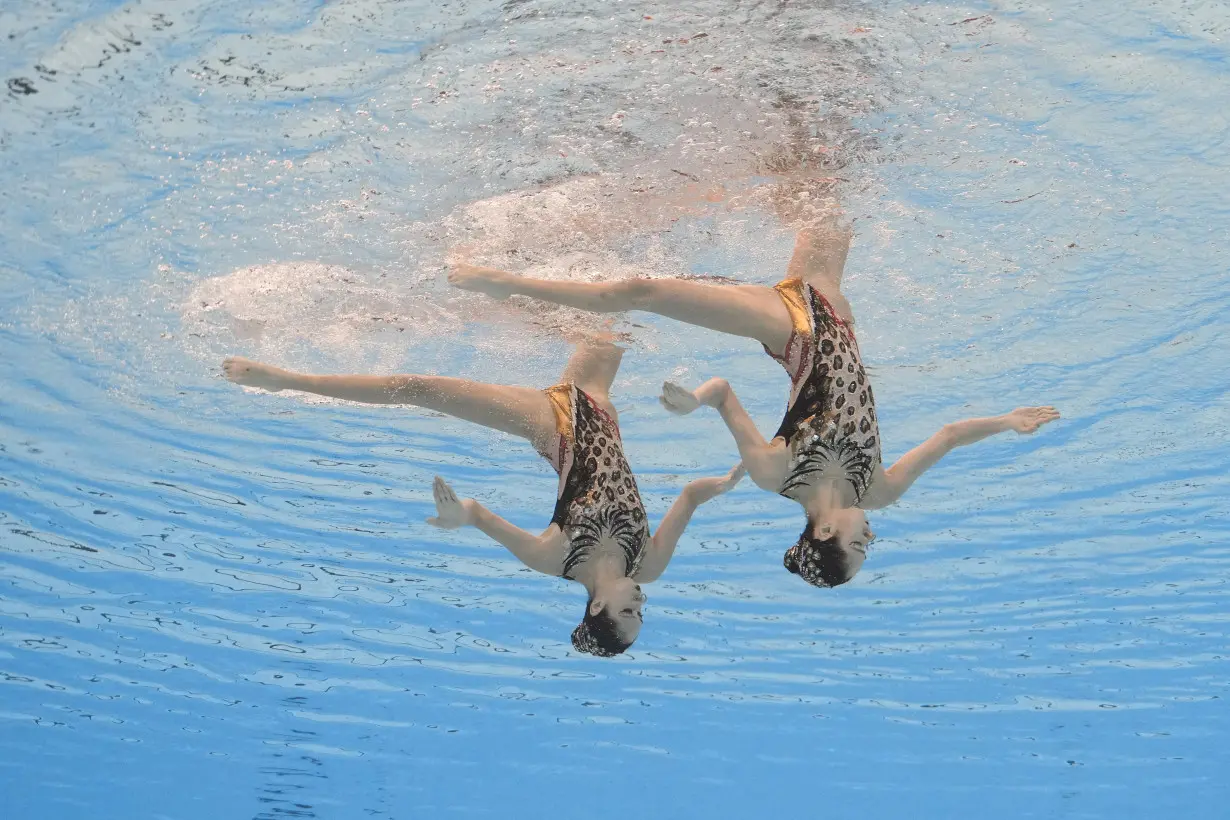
top-left (182, 261), bottom-right (463, 375)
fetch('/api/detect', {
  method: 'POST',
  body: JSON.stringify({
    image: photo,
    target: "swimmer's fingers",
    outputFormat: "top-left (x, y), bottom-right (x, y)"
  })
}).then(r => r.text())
top-left (718, 463), bottom-right (747, 492)
top-left (427, 476), bottom-right (468, 529)
top-left (1023, 406), bottom-right (1060, 432)
top-left (1007, 406), bottom-right (1061, 434)
top-left (684, 463), bottom-right (746, 505)
top-left (659, 381), bottom-right (701, 416)
top-left (434, 476), bottom-right (461, 506)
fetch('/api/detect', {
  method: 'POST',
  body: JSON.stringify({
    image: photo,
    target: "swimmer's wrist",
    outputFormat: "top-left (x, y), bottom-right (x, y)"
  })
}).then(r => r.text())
top-left (682, 478), bottom-right (717, 504)
top-left (699, 378), bottom-right (731, 409)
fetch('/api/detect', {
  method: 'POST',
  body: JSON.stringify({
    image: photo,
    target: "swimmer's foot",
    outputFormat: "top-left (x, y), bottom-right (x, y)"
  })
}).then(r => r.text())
top-left (562, 320), bottom-right (624, 348)
top-left (448, 262), bottom-right (517, 300)
top-left (222, 356), bottom-right (294, 392)
top-left (530, 316), bottom-right (636, 346)
top-left (798, 208), bottom-right (851, 240)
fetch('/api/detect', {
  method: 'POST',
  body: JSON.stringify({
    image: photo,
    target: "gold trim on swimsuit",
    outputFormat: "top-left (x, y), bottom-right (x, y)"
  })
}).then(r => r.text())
top-left (544, 383), bottom-right (575, 448)
top-left (773, 277), bottom-right (813, 339)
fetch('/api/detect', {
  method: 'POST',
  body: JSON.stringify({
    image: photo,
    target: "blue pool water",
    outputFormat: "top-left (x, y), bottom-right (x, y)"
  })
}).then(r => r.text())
top-left (2, 1), bottom-right (1228, 818)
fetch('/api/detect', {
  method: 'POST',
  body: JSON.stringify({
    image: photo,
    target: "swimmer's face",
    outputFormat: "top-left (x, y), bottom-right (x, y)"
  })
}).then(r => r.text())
top-left (591, 576), bottom-right (645, 644)
top-left (812, 508), bottom-right (875, 578)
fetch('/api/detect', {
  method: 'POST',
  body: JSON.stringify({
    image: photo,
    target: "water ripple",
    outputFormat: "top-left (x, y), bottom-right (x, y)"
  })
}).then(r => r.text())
top-left (4, 0), bottom-right (1230, 816)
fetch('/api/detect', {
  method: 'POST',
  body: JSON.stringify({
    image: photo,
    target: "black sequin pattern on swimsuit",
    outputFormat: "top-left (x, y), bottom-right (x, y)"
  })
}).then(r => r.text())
top-left (550, 388), bottom-right (649, 580)
top-left (766, 279), bottom-right (881, 505)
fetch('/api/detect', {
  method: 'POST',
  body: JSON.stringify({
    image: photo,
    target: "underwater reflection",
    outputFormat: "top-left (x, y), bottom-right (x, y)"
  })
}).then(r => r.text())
top-left (222, 338), bottom-right (741, 657)
top-left (452, 207), bottom-right (1060, 589)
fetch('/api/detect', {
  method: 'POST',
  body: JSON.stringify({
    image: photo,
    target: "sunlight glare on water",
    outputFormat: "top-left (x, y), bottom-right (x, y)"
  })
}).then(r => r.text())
top-left (1, 0), bottom-right (1228, 817)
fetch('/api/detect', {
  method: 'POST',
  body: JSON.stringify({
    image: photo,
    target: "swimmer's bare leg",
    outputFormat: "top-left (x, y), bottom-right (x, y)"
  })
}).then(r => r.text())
top-left (222, 357), bottom-right (557, 448)
top-left (450, 264), bottom-right (794, 353)
top-left (785, 215), bottom-right (856, 323)
top-left (558, 337), bottom-right (624, 420)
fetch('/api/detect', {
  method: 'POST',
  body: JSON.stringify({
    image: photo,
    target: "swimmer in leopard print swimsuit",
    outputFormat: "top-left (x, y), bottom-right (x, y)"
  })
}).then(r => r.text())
top-left (452, 213), bottom-right (1059, 589)
top-left (222, 339), bottom-right (742, 656)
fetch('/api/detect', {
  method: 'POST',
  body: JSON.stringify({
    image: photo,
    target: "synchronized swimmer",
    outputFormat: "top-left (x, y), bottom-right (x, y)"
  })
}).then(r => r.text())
top-left (223, 338), bottom-right (741, 657)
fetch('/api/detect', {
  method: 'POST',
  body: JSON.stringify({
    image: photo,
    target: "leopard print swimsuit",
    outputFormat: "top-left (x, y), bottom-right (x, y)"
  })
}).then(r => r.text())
top-left (539, 384), bottom-right (649, 580)
top-left (763, 278), bottom-right (882, 505)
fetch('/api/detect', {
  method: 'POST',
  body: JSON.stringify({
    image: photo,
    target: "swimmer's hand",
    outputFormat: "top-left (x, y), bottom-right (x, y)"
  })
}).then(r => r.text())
top-left (223, 356), bottom-right (294, 392)
top-left (712, 463), bottom-right (747, 495)
top-left (680, 463), bottom-right (746, 506)
top-left (426, 477), bottom-right (474, 530)
top-left (660, 378), bottom-right (730, 415)
top-left (1004, 406), bottom-right (1061, 434)
top-left (659, 381), bottom-right (701, 415)
top-left (448, 262), bottom-right (517, 300)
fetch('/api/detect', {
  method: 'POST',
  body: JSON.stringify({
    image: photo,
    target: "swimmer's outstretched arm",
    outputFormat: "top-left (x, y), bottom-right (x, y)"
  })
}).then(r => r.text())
top-left (427, 477), bottom-right (566, 575)
top-left (635, 464), bottom-right (746, 583)
top-left (659, 378), bottom-right (789, 491)
top-left (860, 407), bottom-right (1061, 510)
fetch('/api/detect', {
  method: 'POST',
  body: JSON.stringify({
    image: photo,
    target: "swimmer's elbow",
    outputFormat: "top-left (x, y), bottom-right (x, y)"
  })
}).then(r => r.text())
top-left (746, 462), bottom-right (783, 492)
top-left (750, 475), bottom-right (780, 492)
top-left (744, 446), bottom-right (787, 491)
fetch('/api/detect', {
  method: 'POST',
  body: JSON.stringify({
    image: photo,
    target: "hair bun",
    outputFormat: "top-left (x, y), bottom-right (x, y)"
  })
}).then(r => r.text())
top-left (783, 544), bottom-right (802, 575)
top-left (572, 621), bottom-right (608, 656)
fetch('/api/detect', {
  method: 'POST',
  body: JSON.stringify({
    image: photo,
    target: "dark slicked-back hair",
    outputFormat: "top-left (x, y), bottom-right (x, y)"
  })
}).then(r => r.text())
top-left (571, 600), bottom-right (635, 657)
top-left (782, 518), bottom-right (854, 588)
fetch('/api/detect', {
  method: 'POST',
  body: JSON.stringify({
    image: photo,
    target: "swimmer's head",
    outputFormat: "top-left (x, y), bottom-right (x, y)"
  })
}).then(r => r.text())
top-left (572, 577), bottom-right (644, 657)
top-left (783, 511), bottom-right (875, 588)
